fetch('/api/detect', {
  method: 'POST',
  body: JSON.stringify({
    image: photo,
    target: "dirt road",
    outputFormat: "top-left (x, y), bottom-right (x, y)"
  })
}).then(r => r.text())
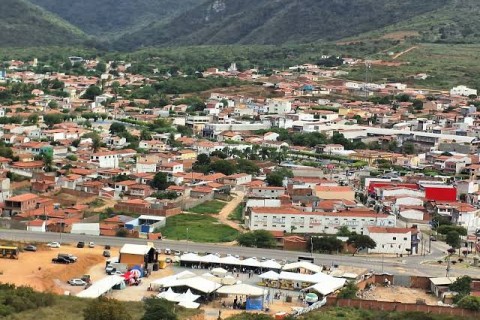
top-left (392, 46), bottom-right (417, 59)
top-left (216, 191), bottom-right (245, 231)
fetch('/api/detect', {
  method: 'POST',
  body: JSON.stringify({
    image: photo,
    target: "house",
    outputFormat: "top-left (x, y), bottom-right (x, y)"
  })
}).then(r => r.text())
top-left (3, 193), bottom-right (39, 217)
top-left (129, 184), bottom-right (154, 198)
top-left (115, 180), bottom-right (137, 193)
top-left (249, 186), bottom-right (287, 199)
top-left (365, 226), bottom-right (420, 255)
top-left (26, 219), bottom-right (46, 232)
top-left (157, 162), bottom-right (183, 174)
top-left (89, 151), bottom-right (119, 168)
top-left (315, 185), bottom-right (355, 201)
top-left (223, 173), bottom-right (252, 186)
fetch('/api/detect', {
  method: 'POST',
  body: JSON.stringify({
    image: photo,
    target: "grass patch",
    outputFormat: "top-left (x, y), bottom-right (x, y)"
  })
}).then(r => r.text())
top-left (159, 213), bottom-right (239, 243)
top-left (188, 200), bottom-right (226, 215)
top-left (228, 203), bottom-right (244, 222)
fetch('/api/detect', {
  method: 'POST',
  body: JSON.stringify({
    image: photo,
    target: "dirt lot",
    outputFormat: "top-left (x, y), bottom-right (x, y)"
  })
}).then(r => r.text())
top-left (359, 285), bottom-right (439, 305)
top-left (0, 243), bottom-right (107, 294)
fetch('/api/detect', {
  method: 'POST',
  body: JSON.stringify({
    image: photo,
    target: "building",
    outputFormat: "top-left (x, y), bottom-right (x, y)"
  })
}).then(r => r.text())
top-left (248, 186), bottom-right (287, 199)
top-left (89, 152), bottom-right (119, 168)
top-left (246, 207), bottom-right (396, 234)
top-left (71, 223), bottom-right (101, 236)
top-left (3, 193), bottom-right (39, 217)
top-left (365, 226), bottom-right (420, 255)
top-left (450, 85), bottom-right (477, 97)
top-left (315, 186), bottom-right (355, 201)
top-left (125, 215), bottom-right (166, 235)
top-left (26, 219), bottom-right (46, 232)
top-left (119, 243), bottom-right (158, 268)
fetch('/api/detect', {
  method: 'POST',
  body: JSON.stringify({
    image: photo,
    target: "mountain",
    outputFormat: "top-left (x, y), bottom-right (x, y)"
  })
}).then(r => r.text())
top-left (114, 0), bottom-right (450, 49)
top-left (29, 0), bottom-right (204, 38)
top-left (1, 0), bottom-right (87, 47)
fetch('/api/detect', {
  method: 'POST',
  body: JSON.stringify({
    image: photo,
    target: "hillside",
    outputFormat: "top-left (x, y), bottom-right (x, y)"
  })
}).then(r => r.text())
top-left (114, 0), bottom-right (450, 49)
top-left (30, 0), bottom-right (204, 38)
top-left (1, 0), bottom-right (87, 47)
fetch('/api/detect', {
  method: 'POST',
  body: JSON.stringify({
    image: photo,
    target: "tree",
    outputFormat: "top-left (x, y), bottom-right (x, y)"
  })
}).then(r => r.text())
top-left (43, 114), bottom-right (64, 127)
top-left (83, 297), bottom-right (132, 320)
top-left (82, 85), bottom-right (102, 100)
top-left (336, 226), bottom-right (352, 237)
top-left (437, 225), bottom-right (467, 236)
top-left (142, 298), bottom-right (177, 320)
top-left (109, 122), bottom-right (127, 135)
top-left (237, 230), bottom-right (275, 248)
top-left (150, 172), bottom-right (169, 190)
top-left (27, 113), bottom-right (39, 124)
top-left (337, 281), bottom-right (358, 299)
top-left (347, 234), bottom-right (376, 255)
top-left (96, 62), bottom-right (107, 73)
top-left (266, 168), bottom-right (293, 187)
top-left (402, 142), bottom-right (415, 155)
top-left (196, 153), bottom-right (211, 166)
top-left (450, 276), bottom-right (472, 303)
top-left (412, 99), bottom-right (424, 111)
top-left (140, 129), bottom-right (152, 141)
top-left (446, 230), bottom-right (461, 248)
top-left (115, 228), bottom-right (129, 237)
top-left (457, 296), bottom-right (480, 311)
top-left (210, 160), bottom-right (235, 175)
top-left (311, 236), bottom-right (344, 254)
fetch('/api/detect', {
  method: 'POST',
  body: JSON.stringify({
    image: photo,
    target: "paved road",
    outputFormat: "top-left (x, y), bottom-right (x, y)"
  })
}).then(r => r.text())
top-left (1, 229), bottom-right (478, 277)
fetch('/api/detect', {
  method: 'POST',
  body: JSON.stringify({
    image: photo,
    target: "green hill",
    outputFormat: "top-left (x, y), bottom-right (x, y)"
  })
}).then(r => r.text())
top-left (1, 0), bottom-right (87, 47)
top-left (30, 0), bottom-right (204, 38)
top-left (114, 0), bottom-right (450, 49)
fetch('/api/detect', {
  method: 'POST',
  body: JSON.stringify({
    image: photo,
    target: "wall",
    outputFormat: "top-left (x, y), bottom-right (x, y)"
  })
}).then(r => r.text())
top-left (326, 297), bottom-right (480, 317)
top-left (114, 204), bottom-right (181, 217)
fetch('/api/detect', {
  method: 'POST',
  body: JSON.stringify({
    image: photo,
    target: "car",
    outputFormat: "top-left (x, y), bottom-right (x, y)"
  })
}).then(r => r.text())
top-left (165, 258), bottom-right (172, 263)
top-left (104, 245), bottom-right (111, 250)
top-left (58, 253), bottom-right (77, 262)
top-left (103, 250), bottom-right (111, 257)
top-left (105, 265), bottom-right (115, 274)
top-left (77, 241), bottom-right (85, 248)
top-left (47, 242), bottom-right (60, 248)
top-left (164, 248), bottom-right (171, 255)
top-left (174, 250), bottom-right (181, 256)
top-left (430, 236), bottom-right (437, 241)
top-left (68, 279), bottom-right (87, 286)
top-left (52, 257), bottom-right (70, 264)
top-left (88, 242), bottom-right (95, 248)
top-left (24, 245), bottom-right (37, 252)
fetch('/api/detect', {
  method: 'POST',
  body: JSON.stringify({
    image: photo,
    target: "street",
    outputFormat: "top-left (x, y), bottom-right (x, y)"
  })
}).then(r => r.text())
top-left (1, 229), bottom-right (478, 277)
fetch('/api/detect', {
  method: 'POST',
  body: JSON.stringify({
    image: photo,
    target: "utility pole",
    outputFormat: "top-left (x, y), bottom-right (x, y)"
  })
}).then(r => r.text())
top-left (186, 227), bottom-right (189, 253)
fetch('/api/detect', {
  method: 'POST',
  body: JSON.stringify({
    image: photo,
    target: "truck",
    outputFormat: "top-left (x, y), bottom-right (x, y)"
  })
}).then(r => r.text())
top-left (105, 262), bottom-right (128, 275)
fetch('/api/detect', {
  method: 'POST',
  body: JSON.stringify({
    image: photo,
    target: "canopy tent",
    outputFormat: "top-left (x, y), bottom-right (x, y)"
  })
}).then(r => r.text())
top-left (150, 271), bottom-right (196, 290)
top-left (172, 289), bottom-right (200, 303)
top-left (77, 275), bottom-right (124, 298)
top-left (180, 253), bottom-right (201, 262)
top-left (260, 259), bottom-right (282, 270)
top-left (278, 271), bottom-right (333, 284)
top-left (157, 288), bottom-right (180, 301)
top-left (219, 255), bottom-right (242, 265)
top-left (306, 277), bottom-right (346, 296)
top-left (221, 275), bottom-right (238, 285)
top-left (216, 283), bottom-right (266, 297)
top-left (211, 267), bottom-right (228, 277)
top-left (165, 276), bottom-right (222, 294)
top-left (282, 261), bottom-right (322, 273)
top-left (259, 270), bottom-right (280, 281)
top-left (240, 257), bottom-right (262, 268)
top-left (200, 254), bottom-right (222, 264)
top-left (178, 301), bottom-right (200, 309)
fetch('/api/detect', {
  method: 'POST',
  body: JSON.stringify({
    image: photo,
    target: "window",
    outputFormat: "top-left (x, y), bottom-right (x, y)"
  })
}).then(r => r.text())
top-left (403, 237), bottom-right (408, 241)
top-left (393, 237), bottom-right (397, 240)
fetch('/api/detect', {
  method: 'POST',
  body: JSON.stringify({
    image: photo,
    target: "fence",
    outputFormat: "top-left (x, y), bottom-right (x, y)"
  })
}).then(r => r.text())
top-left (113, 204), bottom-right (181, 217)
top-left (326, 297), bottom-right (480, 318)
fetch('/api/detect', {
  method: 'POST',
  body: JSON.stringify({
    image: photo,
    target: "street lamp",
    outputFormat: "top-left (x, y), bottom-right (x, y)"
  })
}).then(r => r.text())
top-left (186, 228), bottom-right (189, 253)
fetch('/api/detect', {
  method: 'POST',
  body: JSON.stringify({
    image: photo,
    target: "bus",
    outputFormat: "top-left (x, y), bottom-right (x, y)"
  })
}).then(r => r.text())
top-left (0, 245), bottom-right (19, 259)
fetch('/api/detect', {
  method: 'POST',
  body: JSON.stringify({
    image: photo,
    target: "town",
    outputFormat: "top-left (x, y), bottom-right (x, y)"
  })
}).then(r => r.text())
top-left (0, 54), bottom-right (480, 320)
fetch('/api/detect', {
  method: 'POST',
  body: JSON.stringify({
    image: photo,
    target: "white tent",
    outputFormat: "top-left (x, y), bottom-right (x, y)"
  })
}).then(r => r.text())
top-left (212, 267), bottom-right (228, 277)
top-left (178, 301), bottom-right (200, 309)
top-left (216, 283), bottom-right (266, 296)
top-left (165, 276), bottom-right (222, 294)
top-left (200, 254), bottom-right (221, 264)
top-left (259, 270), bottom-right (280, 281)
top-left (219, 256), bottom-right (241, 265)
top-left (172, 289), bottom-right (200, 303)
top-left (282, 261), bottom-right (322, 273)
top-left (306, 278), bottom-right (346, 296)
top-left (77, 275), bottom-right (124, 298)
top-left (279, 271), bottom-right (333, 284)
top-left (157, 288), bottom-right (180, 301)
top-left (221, 275), bottom-right (237, 285)
top-left (150, 271), bottom-right (196, 290)
top-left (180, 253), bottom-right (201, 262)
top-left (240, 257), bottom-right (262, 268)
top-left (261, 259), bottom-right (282, 270)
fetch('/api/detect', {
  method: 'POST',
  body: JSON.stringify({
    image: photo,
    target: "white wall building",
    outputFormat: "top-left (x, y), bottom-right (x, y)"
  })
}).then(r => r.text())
top-left (89, 152), bottom-right (119, 168)
top-left (266, 99), bottom-right (292, 114)
top-left (365, 227), bottom-right (418, 255)
top-left (71, 223), bottom-right (100, 236)
top-left (450, 85), bottom-right (477, 97)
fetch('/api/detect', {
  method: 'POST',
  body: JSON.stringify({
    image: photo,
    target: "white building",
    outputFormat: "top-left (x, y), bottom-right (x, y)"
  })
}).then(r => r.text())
top-left (26, 220), bottom-right (46, 232)
top-left (71, 223), bottom-right (100, 236)
top-left (266, 99), bottom-right (292, 114)
top-left (365, 226), bottom-right (419, 255)
top-left (450, 85), bottom-right (477, 97)
top-left (247, 207), bottom-right (396, 234)
top-left (89, 152), bottom-right (119, 168)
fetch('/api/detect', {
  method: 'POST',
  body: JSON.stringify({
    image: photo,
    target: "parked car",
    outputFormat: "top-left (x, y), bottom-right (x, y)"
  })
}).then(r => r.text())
top-left (105, 265), bottom-right (115, 274)
top-left (88, 242), bottom-right (95, 248)
top-left (103, 250), bottom-right (111, 257)
top-left (104, 245), bottom-right (111, 250)
top-left (77, 241), bottom-right (85, 248)
top-left (58, 253), bottom-right (77, 262)
top-left (165, 258), bottom-right (172, 263)
top-left (52, 257), bottom-right (70, 264)
top-left (68, 278), bottom-right (87, 286)
top-left (164, 248), bottom-right (171, 255)
top-left (24, 245), bottom-right (37, 252)
top-left (174, 250), bottom-right (181, 256)
top-left (47, 242), bottom-right (61, 248)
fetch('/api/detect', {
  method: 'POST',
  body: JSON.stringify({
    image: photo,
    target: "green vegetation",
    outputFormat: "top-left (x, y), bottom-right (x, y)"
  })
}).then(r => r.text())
top-left (266, 168), bottom-right (293, 187)
top-left (347, 234), bottom-right (377, 255)
top-left (457, 296), bottom-right (480, 311)
top-left (188, 200), bottom-right (226, 215)
top-left (159, 214), bottom-right (239, 243)
top-left (449, 276), bottom-right (472, 303)
top-left (1, 0), bottom-right (87, 47)
top-left (83, 297), bottom-right (132, 320)
top-left (337, 281), bottom-right (359, 299)
top-left (237, 230), bottom-right (276, 248)
top-left (311, 236), bottom-right (344, 254)
top-left (228, 204), bottom-right (244, 222)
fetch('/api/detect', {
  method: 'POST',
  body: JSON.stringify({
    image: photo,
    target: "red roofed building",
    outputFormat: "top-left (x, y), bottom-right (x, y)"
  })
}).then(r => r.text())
top-left (4, 193), bottom-right (39, 216)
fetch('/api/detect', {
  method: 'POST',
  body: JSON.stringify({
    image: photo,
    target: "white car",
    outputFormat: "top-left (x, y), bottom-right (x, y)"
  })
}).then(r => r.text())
top-left (68, 278), bottom-right (87, 286)
top-left (47, 242), bottom-right (61, 248)
top-left (88, 242), bottom-right (95, 248)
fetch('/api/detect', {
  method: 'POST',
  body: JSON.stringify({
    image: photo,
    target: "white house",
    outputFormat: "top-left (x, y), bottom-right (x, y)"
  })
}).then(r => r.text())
top-left (71, 223), bottom-right (101, 236)
top-left (26, 220), bottom-right (46, 232)
top-left (365, 226), bottom-right (419, 255)
top-left (89, 152), bottom-right (119, 168)
top-left (247, 207), bottom-right (396, 235)
top-left (450, 85), bottom-right (477, 97)
top-left (266, 99), bottom-right (292, 114)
